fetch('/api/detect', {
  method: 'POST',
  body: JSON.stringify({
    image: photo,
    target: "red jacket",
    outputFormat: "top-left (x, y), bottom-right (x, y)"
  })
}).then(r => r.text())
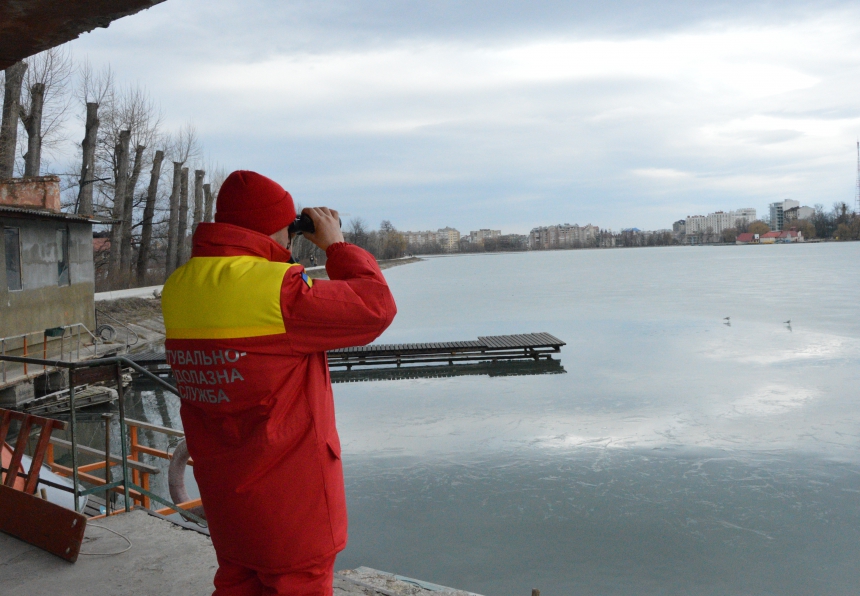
top-left (161, 223), bottom-right (396, 572)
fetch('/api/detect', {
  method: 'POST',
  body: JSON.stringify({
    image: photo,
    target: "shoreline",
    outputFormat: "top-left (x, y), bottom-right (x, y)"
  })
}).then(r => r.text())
top-left (95, 256), bottom-right (424, 347)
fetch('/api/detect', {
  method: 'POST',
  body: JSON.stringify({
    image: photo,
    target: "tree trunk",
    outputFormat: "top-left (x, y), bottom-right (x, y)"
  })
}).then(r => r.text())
top-left (0, 61), bottom-right (27, 179)
top-left (119, 143), bottom-right (145, 284)
top-left (77, 102), bottom-right (99, 215)
top-left (22, 82), bottom-right (45, 177)
top-left (203, 183), bottom-right (214, 223)
top-left (165, 162), bottom-right (182, 278)
top-left (136, 149), bottom-right (163, 286)
top-left (108, 130), bottom-right (131, 286)
top-left (192, 169), bottom-right (205, 233)
top-left (177, 167), bottom-right (190, 267)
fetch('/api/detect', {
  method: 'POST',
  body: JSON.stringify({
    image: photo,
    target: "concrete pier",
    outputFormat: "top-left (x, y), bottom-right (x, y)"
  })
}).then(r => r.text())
top-left (0, 509), bottom-right (479, 595)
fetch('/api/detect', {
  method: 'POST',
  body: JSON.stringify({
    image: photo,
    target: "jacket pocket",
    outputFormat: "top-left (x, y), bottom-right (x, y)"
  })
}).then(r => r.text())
top-left (326, 435), bottom-right (341, 460)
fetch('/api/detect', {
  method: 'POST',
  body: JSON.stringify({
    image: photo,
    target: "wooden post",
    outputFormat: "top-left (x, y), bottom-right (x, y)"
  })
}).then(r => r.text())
top-left (532, 590), bottom-right (540, 596)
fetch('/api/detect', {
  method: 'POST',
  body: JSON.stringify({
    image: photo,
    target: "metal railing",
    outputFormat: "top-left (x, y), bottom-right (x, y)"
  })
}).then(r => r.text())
top-left (0, 353), bottom-right (204, 525)
top-left (0, 323), bottom-right (103, 385)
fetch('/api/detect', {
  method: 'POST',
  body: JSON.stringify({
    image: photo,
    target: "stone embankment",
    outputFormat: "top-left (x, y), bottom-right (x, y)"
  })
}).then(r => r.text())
top-left (94, 257), bottom-right (422, 350)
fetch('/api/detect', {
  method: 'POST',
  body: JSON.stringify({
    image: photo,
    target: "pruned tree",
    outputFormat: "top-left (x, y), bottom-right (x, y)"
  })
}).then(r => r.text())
top-left (192, 168), bottom-right (205, 232)
top-left (166, 162), bottom-right (182, 276)
top-left (108, 130), bottom-right (131, 284)
top-left (95, 83), bottom-right (162, 287)
top-left (0, 61), bottom-right (27, 178)
top-left (19, 45), bottom-right (73, 177)
top-left (165, 123), bottom-right (200, 275)
top-left (120, 142), bottom-right (145, 276)
top-left (205, 164), bottom-right (227, 223)
top-left (136, 149), bottom-right (164, 285)
top-left (177, 166), bottom-right (190, 264)
top-left (76, 60), bottom-right (113, 215)
top-left (203, 183), bottom-right (213, 223)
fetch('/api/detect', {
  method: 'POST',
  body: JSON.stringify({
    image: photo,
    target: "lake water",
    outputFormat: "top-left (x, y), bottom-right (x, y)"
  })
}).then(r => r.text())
top-left (128, 243), bottom-right (860, 595)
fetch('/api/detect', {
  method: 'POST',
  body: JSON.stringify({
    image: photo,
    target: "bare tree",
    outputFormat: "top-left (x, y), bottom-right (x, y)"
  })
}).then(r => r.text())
top-left (203, 183), bottom-right (213, 223)
top-left (76, 61), bottom-right (113, 215)
top-left (205, 164), bottom-right (227, 222)
top-left (192, 168), bottom-right (205, 232)
top-left (166, 162), bottom-right (182, 276)
top-left (19, 46), bottom-right (73, 177)
top-left (95, 83), bottom-right (162, 286)
top-left (0, 61), bottom-right (27, 178)
top-left (108, 130), bottom-right (130, 284)
top-left (177, 166), bottom-right (190, 265)
top-left (346, 217), bottom-right (370, 250)
top-left (136, 149), bottom-right (164, 285)
top-left (165, 123), bottom-right (200, 274)
top-left (120, 142), bottom-right (145, 276)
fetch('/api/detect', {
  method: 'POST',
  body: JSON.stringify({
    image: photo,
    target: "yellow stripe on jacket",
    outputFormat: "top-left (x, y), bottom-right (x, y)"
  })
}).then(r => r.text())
top-left (162, 256), bottom-right (299, 340)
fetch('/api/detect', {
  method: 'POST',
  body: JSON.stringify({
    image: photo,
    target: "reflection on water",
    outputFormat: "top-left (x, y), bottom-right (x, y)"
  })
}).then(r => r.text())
top-left (332, 358), bottom-right (565, 383)
top-left (333, 243), bottom-right (860, 595)
top-left (340, 449), bottom-right (860, 596)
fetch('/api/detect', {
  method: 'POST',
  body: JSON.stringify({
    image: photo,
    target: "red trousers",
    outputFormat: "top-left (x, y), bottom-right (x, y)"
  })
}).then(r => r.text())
top-left (213, 554), bottom-right (336, 596)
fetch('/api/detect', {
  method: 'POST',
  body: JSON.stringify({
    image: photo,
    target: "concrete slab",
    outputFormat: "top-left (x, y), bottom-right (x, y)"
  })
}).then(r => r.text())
top-left (0, 509), bottom-right (218, 595)
top-left (95, 285), bottom-right (164, 302)
top-left (0, 510), bottom-right (467, 595)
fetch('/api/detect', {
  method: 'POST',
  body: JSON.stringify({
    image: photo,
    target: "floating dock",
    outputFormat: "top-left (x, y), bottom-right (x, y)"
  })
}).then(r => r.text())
top-left (127, 332), bottom-right (565, 378)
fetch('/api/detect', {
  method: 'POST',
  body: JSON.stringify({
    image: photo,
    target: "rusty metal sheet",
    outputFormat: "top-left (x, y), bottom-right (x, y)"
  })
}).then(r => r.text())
top-left (0, 484), bottom-right (87, 562)
top-left (74, 364), bottom-right (117, 386)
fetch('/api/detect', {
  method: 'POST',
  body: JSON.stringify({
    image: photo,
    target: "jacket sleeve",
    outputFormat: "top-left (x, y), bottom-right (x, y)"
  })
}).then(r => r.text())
top-left (280, 242), bottom-right (397, 355)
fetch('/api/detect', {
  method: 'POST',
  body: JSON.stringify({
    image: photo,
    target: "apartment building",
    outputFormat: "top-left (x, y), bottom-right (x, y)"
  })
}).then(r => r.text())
top-left (404, 227), bottom-right (461, 252)
top-left (685, 208), bottom-right (757, 241)
top-left (768, 200), bottom-right (799, 231)
top-left (437, 227), bottom-right (461, 252)
top-left (528, 223), bottom-right (599, 249)
top-left (466, 229), bottom-right (501, 246)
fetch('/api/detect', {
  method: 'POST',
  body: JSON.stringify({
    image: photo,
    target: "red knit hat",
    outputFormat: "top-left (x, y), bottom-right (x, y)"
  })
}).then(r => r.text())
top-left (214, 171), bottom-right (296, 236)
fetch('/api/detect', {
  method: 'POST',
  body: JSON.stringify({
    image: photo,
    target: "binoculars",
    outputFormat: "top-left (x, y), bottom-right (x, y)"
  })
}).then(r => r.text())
top-left (289, 213), bottom-right (342, 236)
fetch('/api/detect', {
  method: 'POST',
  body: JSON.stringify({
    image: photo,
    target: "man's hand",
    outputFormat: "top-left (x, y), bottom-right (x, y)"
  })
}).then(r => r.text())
top-left (302, 207), bottom-right (345, 251)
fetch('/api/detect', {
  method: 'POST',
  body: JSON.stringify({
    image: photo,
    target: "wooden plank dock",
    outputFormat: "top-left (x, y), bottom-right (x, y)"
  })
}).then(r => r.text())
top-left (126, 332), bottom-right (565, 376)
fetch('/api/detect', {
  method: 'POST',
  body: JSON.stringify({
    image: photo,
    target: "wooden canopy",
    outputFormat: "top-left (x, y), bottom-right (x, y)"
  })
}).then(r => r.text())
top-left (0, 0), bottom-right (166, 70)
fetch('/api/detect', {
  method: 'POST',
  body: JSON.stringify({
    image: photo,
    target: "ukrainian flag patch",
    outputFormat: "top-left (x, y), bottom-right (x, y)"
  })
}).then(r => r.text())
top-left (301, 271), bottom-right (313, 287)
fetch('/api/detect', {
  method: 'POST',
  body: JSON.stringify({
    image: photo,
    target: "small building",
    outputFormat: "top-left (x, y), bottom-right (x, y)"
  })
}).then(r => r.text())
top-left (0, 176), bottom-right (107, 338)
top-left (759, 231), bottom-right (781, 244)
top-left (778, 229), bottom-right (803, 242)
top-left (736, 233), bottom-right (760, 244)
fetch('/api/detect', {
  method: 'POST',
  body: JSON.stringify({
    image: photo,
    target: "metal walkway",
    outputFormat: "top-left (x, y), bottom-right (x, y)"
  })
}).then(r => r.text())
top-left (126, 332), bottom-right (566, 373)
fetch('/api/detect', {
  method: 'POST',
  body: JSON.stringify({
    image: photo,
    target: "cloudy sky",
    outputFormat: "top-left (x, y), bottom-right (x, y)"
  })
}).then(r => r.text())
top-left (67, 0), bottom-right (860, 233)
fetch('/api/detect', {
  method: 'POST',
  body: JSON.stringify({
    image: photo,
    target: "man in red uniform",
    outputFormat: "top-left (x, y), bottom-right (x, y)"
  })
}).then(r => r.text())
top-left (161, 171), bottom-right (397, 595)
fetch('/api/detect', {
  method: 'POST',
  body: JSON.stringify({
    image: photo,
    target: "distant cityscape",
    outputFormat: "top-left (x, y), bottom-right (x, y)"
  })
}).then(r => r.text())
top-left (396, 197), bottom-right (859, 255)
